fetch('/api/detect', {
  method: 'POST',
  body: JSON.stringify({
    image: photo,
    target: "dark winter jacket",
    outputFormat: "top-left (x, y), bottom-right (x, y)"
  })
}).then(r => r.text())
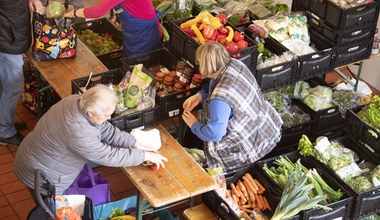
top-left (0, 0), bottom-right (32, 54)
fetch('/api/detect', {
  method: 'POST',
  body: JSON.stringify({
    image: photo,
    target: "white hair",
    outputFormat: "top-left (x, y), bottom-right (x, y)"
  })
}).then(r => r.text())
top-left (79, 84), bottom-right (117, 116)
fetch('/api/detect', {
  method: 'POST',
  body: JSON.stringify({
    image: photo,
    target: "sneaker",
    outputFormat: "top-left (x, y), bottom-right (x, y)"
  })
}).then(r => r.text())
top-left (0, 132), bottom-right (24, 147)
top-left (15, 121), bottom-right (27, 131)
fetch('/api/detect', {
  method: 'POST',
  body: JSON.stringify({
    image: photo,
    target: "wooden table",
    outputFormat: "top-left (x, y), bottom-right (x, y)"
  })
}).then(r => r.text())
top-left (183, 204), bottom-right (217, 220)
top-left (121, 124), bottom-right (217, 220)
top-left (26, 39), bottom-right (108, 99)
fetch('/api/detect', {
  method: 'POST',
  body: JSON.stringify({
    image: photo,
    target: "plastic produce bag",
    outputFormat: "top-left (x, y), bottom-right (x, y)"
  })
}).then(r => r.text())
top-left (302, 85), bottom-right (334, 111)
top-left (94, 196), bottom-right (137, 219)
top-left (372, 164), bottom-right (380, 187)
top-left (125, 65), bottom-right (153, 109)
top-left (45, 1), bottom-right (65, 18)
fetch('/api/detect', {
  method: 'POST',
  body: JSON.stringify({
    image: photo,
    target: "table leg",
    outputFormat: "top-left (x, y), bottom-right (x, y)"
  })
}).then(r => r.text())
top-left (136, 192), bottom-right (144, 220)
top-left (354, 61), bottom-right (364, 91)
top-left (189, 196), bottom-right (195, 207)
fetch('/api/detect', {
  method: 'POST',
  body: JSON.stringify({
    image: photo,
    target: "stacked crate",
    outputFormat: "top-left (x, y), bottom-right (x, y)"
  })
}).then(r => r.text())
top-left (293, 0), bottom-right (380, 67)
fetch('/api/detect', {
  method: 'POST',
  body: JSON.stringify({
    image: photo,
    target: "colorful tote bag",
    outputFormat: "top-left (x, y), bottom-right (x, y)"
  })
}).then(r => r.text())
top-left (32, 0), bottom-right (77, 61)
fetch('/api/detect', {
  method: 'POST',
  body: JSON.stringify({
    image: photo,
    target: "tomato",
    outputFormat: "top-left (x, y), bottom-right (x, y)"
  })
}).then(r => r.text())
top-left (216, 34), bottom-right (227, 44)
top-left (216, 14), bottom-right (227, 25)
top-left (150, 163), bottom-right (159, 170)
top-left (233, 31), bottom-right (245, 42)
top-left (237, 40), bottom-right (249, 49)
top-left (202, 24), bottom-right (215, 39)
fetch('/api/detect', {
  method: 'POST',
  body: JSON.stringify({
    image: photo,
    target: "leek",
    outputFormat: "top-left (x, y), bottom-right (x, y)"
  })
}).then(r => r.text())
top-left (271, 172), bottom-right (331, 220)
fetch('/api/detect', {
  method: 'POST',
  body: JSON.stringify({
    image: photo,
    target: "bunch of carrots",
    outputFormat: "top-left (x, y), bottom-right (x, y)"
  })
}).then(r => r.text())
top-left (228, 173), bottom-right (271, 214)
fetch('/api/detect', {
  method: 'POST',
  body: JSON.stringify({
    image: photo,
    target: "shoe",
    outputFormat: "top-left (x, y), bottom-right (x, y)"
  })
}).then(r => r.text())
top-left (0, 132), bottom-right (24, 147)
top-left (15, 121), bottom-right (27, 131)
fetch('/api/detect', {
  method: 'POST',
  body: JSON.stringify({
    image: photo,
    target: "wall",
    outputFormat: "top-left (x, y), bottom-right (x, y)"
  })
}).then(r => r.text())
top-left (347, 16), bottom-right (380, 90)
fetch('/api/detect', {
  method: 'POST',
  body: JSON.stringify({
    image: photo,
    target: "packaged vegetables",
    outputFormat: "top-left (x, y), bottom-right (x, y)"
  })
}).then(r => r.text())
top-left (297, 135), bottom-right (380, 192)
top-left (358, 95), bottom-right (380, 136)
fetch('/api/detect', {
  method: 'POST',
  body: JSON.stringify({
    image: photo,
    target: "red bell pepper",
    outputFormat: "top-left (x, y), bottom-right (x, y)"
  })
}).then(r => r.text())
top-left (216, 14), bottom-right (227, 25)
top-left (224, 41), bottom-right (239, 52)
top-left (182, 26), bottom-right (196, 37)
top-left (216, 34), bottom-right (227, 44)
top-left (237, 40), bottom-right (248, 49)
top-left (202, 24), bottom-right (215, 39)
top-left (218, 26), bottom-right (229, 35)
top-left (233, 31), bottom-right (245, 42)
top-left (210, 30), bottom-right (218, 41)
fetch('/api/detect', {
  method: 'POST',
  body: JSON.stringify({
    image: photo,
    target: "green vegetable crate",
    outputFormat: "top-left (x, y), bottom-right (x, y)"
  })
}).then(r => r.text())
top-left (297, 77), bottom-right (345, 136)
top-left (255, 151), bottom-right (353, 220)
top-left (120, 47), bottom-right (201, 120)
top-left (170, 17), bottom-right (258, 73)
top-left (71, 69), bottom-right (160, 131)
top-left (310, 135), bottom-right (380, 219)
top-left (345, 106), bottom-right (380, 159)
top-left (74, 18), bottom-right (123, 70)
top-left (202, 164), bottom-right (301, 220)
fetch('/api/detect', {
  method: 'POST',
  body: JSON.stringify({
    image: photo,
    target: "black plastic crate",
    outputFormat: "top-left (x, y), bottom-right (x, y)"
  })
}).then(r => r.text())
top-left (324, 0), bottom-right (380, 32)
top-left (254, 37), bottom-right (299, 92)
top-left (254, 151), bottom-right (353, 220)
top-left (295, 0), bottom-right (380, 32)
top-left (170, 17), bottom-right (258, 72)
top-left (345, 107), bottom-right (380, 157)
top-left (309, 135), bottom-right (380, 219)
top-left (71, 69), bottom-right (159, 131)
top-left (297, 47), bottom-right (335, 81)
top-left (308, 16), bottom-right (377, 47)
top-left (276, 99), bottom-right (318, 148)
top-left (119, 48), bottom-right (203, 120)
top-left (296, 77), bottom-right (345, 134)
top-left (310, 28), bottom-right (372, 71)
top-left (74, 18), bottom-right (123, 70)
top-left (202, 164), bottom-right (300, 220)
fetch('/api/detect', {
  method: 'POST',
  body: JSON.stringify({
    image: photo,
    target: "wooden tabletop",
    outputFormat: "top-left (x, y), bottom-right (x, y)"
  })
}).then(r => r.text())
top-left (121, 124), bottom-right (217, 208)
top-left (26, 39), bottom-right (108, 98)
top-left (183, 204), bottom-right (217, 220)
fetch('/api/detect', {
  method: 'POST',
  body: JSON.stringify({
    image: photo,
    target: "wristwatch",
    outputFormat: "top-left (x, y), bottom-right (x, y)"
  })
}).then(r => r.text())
top-left (74, 9), bottom-right (78, 18)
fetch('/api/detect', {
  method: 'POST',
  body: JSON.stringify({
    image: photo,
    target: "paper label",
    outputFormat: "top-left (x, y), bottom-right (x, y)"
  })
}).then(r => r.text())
top-left (336, 163), bottom-right (362, 179)
top-left (160, 68), bottom-right (170, 74)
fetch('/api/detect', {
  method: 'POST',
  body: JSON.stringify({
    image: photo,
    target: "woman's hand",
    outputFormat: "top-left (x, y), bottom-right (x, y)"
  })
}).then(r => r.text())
top-left (182, 111), bottom-right (198, 128)
top-left (144, 152), bottom-right (168, 169)
top-left (29, 0), bottom-right (44, 14)
top-left (183, 93), bottom-right (202, 112)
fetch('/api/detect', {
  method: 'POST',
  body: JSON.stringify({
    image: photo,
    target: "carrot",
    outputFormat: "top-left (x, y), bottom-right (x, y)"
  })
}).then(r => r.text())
top-left (236, 185), bottom-right (247, 204)
top-left (245, 173), bottom-right (259, 192)
top-left (242, 203), bottom-right (252, 209)
top-left (232, 193), bottom-right (239, 206)
top-left (263, 196), bottom-right (271, 211)
top-left (253, 178), bottom-right (266, 193)
top-left (255, 193), bottom-right (263, 211)
top-left (239, 206), bottom-right (253, 214)
top-left (242, 179), bottom-right (256, 202)
top-left (237, 180), bottom-right (248, 198)
top-left (230, 183), bottom-right (240, 198)
top-left (251, 200), bottom-right (256, 209)
top-left (258, 195), bottom-right (266, 211)
top-left (242, 176), bottom-right (258, 194)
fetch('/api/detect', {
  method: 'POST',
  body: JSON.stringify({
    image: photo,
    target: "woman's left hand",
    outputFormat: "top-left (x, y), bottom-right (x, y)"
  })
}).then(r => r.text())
top-left (182, 111), bottom-right (198, 128)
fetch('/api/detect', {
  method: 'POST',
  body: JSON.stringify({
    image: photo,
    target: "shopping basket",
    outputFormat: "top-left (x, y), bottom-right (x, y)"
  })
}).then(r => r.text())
top-left (27, 169), bottom-right (94, 220)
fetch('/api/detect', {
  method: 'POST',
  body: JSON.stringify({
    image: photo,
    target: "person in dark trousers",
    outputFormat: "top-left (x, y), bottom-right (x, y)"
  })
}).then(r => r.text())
top-left (63, 0), bottom-right (162, 57)
top-left (0, 0), bottom-right (44, 147)
top-left (182, 42), bottom-right (283, 172)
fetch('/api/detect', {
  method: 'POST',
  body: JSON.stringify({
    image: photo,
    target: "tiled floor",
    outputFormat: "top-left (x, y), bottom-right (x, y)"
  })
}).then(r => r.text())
top-left (0, 101), bottom-right (198, 220)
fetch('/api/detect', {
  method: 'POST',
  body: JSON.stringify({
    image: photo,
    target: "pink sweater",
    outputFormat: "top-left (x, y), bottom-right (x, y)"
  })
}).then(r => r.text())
top-left (83, 0), bottom-right (156, 20)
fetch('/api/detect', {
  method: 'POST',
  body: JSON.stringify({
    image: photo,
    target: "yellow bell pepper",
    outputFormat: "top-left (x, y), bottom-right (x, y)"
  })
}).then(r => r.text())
top-left (191, 24), bottom-right (205, 44)
top-left (210, 17), bottom-right (222, 30)
top-left (225, 26), bottom-right (234, 42)
top-left (180, 11), bottom-right (213, 29)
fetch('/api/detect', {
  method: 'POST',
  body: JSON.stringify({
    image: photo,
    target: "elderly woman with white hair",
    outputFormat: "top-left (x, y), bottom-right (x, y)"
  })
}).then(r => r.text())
top-left (182, 42), bottom-right (283, 172)
top-left (14, 84), bottom-right (167, 198)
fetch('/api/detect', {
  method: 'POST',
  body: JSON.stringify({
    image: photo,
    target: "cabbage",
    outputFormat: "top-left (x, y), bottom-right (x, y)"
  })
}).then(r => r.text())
top-left (45, 1), bottom-right (65, 18)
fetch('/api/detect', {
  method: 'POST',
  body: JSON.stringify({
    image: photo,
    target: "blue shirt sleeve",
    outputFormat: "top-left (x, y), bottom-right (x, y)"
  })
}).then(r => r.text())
top-left (191, 98), bottom-right (232, 142)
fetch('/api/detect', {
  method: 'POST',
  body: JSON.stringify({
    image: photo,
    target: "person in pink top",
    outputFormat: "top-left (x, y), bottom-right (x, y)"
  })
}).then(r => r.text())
top-left (64, 0), bottom-right (162, 57)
